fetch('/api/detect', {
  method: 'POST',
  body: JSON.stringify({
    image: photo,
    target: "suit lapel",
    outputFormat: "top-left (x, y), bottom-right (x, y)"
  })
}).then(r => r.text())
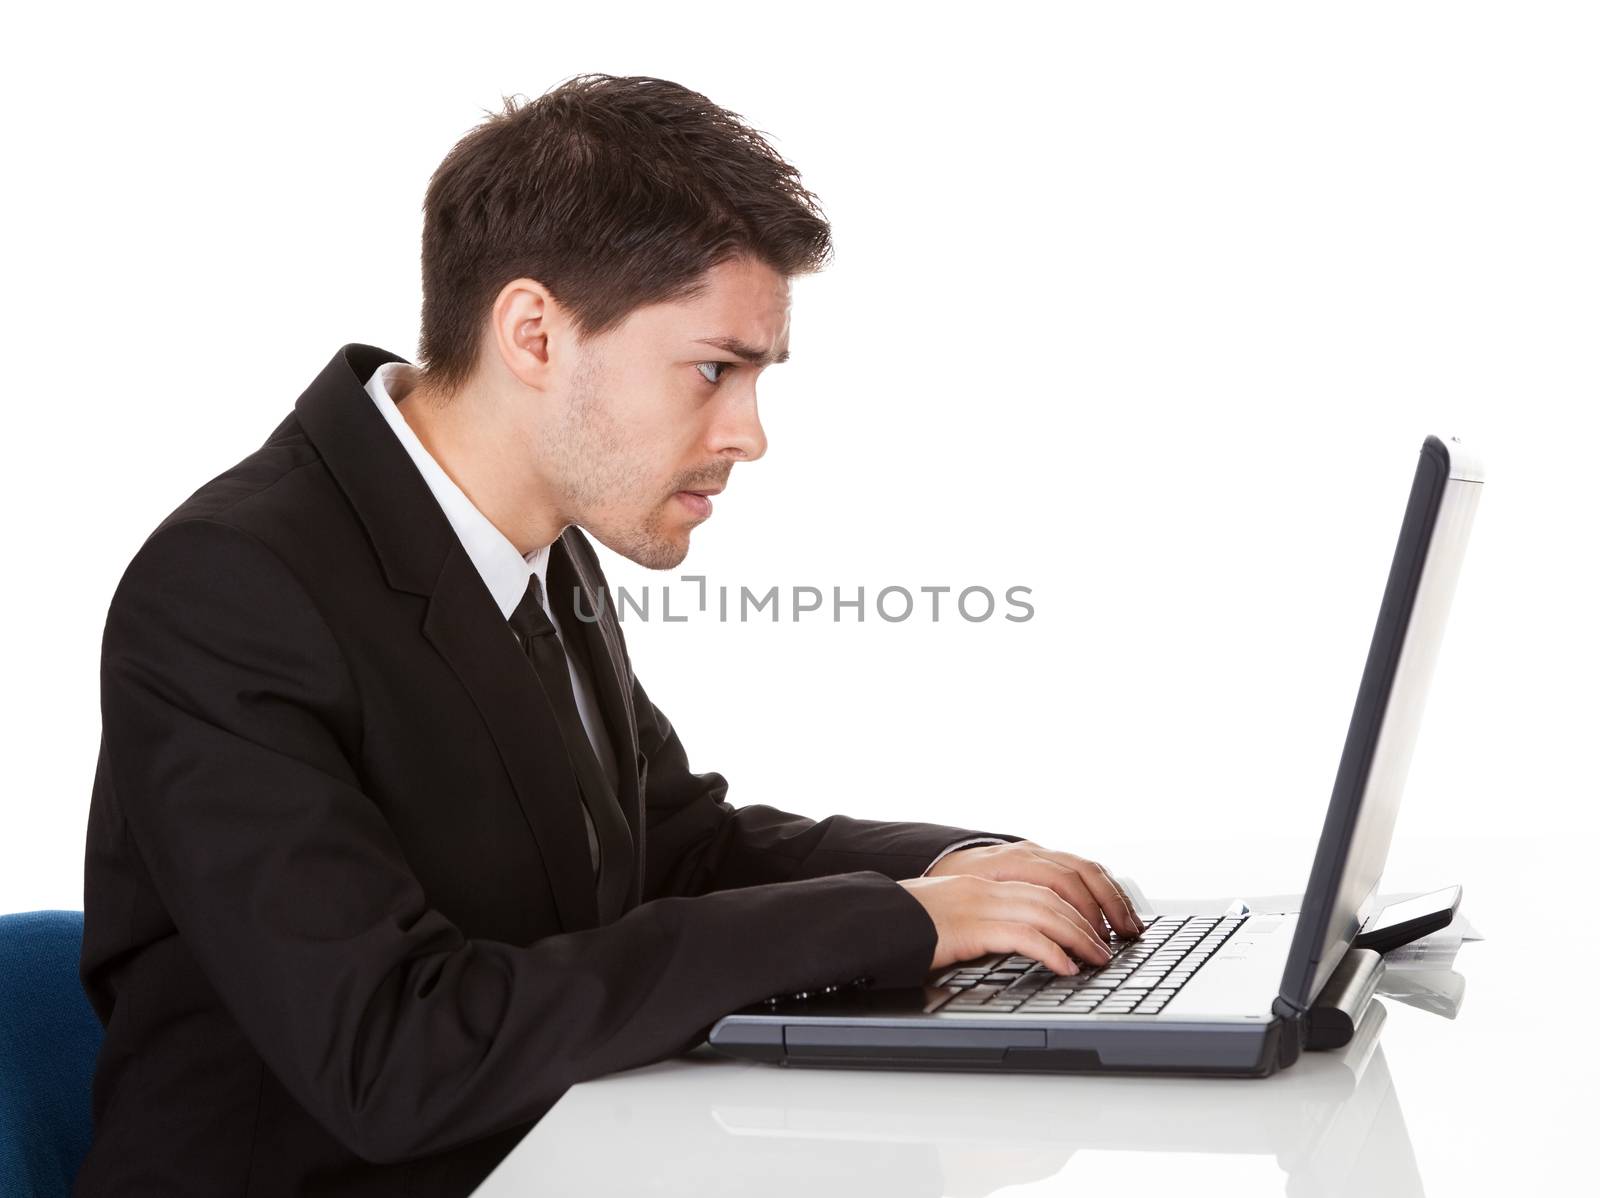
top-left (549, 531), bottom-right (644, 907)
top-left (294, 343), bottom-right (603, 932)
top-left (422, 548), bottom-right (601, 932)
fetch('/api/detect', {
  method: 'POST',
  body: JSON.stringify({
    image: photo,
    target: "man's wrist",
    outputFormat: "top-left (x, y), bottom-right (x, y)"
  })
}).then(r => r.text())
top-left (920, 837), bottom-right (1007, 877)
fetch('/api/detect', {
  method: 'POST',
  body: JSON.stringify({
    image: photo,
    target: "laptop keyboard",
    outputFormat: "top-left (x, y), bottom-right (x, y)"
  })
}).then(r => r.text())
top-left (933, 915), bottom-right (1248, 1016)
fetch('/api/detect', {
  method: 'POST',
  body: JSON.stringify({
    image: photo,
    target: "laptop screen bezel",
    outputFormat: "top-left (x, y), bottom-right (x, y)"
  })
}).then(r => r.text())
top-left (1276, 435), bottom-right (1483, 1011)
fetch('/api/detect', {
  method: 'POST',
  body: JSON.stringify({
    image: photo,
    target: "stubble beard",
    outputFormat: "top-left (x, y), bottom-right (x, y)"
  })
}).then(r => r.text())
top-left (550, 354), bottom-right (688, 571)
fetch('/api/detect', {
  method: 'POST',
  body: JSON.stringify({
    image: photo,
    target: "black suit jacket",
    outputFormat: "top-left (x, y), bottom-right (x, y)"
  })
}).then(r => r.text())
top-left (76, 343), bottom-right (1018, 1196)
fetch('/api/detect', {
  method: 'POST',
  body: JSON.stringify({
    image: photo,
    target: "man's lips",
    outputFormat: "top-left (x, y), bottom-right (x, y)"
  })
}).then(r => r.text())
top-left (675, 486), bottom-right (722, 519)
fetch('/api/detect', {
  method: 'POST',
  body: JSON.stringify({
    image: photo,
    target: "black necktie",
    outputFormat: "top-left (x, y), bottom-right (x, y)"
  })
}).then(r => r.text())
top-left (508, 573), bottom-right (632, 923)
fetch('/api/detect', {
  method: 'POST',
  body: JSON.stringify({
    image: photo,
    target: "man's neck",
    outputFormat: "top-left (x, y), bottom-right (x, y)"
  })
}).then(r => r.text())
top-left (393, 370), bottom-right (566, 557)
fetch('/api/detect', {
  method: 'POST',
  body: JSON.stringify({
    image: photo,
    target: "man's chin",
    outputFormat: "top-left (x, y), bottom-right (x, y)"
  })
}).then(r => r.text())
top-left (631, 540), bottom-right (690, 571)
top-left (585, 521), bottom-right (691, 571)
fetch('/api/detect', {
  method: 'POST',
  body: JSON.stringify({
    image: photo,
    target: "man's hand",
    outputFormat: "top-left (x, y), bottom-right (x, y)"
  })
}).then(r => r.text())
top-left (899, 841), bottom-right (1146, 976)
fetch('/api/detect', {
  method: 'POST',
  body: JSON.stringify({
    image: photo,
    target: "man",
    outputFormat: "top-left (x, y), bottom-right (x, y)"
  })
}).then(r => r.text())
top-left (77, 74), bottom-right (1142, 1196)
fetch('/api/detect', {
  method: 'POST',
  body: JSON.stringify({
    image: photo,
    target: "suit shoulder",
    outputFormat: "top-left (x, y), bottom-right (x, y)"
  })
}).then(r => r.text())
top-left (115, 413), bottom-right (353, 609)
top-left (152, 413), bottom-right (326, 537)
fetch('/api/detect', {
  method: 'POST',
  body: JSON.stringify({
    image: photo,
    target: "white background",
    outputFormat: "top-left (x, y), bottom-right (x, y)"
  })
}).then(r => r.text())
top-left (1, 2), bottom-right (1595, 1190)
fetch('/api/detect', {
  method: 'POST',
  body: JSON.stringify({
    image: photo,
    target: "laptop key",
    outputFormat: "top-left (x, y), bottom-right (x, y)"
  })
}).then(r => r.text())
top-left (947, 984), bottom-right (1005, 1002)
top-left (1005, 972), bottom-right (1051, 992)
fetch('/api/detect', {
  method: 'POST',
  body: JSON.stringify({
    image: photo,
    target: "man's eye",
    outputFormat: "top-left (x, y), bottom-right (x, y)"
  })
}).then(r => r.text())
top-left (696, 361), bottom-right (733, 385)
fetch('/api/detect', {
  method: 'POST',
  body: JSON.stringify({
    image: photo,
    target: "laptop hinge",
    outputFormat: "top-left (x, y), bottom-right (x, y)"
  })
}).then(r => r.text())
top-left (1273, 993), bottom-right (1307, 1019)
top-left (1301, 947), bottom-right (1385, 1051)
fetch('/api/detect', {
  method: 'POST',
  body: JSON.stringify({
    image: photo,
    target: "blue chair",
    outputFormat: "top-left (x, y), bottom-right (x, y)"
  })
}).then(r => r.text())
top-left (0, 911), bottom-right (103, 1198)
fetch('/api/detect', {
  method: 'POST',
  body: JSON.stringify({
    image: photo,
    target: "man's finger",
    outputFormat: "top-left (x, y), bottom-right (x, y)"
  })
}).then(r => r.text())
top-left (998, 856), bottom-right (1112, 938)
top-left (1042, 851), bottom-right (1142, 937)
top-left (1034, 889), bottom-right (1115, 963)
top-left (989, 881), bottom-right (1112, 963)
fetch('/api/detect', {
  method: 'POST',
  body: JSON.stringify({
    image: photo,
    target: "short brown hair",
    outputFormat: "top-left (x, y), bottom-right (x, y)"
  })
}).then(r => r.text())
top-left (415, 74), bottom-right (833, 398)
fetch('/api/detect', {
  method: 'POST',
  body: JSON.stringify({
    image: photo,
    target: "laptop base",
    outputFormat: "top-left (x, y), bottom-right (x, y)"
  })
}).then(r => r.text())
top-left (709, 1009), bottom-right (1298, 1077)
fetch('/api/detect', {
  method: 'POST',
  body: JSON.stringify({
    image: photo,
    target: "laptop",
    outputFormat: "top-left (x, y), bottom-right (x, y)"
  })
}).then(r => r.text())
top-left (708, 434), bottom-right (1484, 1077)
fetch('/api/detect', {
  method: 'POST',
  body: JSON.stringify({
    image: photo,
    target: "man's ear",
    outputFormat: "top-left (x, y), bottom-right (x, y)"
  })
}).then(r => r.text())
top-left (490, 276), bottom-right (557, 389)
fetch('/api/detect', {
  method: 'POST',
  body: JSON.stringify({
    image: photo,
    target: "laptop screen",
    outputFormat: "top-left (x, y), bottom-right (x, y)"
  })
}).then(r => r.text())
top-left (1277, 435), bottom-right (1485, 1011)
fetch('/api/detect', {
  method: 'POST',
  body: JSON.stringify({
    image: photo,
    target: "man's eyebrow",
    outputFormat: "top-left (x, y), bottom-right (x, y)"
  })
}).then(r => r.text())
top-left (693, 336), bottom-right (790, 366)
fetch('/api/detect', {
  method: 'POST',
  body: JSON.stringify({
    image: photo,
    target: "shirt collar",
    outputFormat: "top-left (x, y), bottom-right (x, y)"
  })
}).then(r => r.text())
top-left (363, 360), bottom-right (549, 620)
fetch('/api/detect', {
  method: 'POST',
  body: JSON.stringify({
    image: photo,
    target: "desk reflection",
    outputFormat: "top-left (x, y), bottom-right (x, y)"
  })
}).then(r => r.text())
top-left (475, 998), bottom-right (1424, 1198)
top-left (1377, 967), bottom-right (1466, 1020)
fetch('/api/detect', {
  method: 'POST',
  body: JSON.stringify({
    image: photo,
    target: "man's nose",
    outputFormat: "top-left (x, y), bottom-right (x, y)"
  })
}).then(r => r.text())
top-left (714, 390), bottom-right (767, 463)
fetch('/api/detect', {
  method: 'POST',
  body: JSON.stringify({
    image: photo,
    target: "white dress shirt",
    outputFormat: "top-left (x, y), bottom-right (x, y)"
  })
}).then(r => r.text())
top-left (365, 359), bottom-right (996, 883)
top-left (365, 360), bottom-right (618, 870)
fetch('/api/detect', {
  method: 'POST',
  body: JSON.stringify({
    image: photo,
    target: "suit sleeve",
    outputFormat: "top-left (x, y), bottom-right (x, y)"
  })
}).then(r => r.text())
top-left (631, 670), bottom-right (1023, 902)
top-left (96, 518), bottom-right (941, 1165)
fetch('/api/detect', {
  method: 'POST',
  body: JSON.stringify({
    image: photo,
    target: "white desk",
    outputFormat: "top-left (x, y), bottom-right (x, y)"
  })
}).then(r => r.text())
top-left (472, 840), bottom-right (1586, 1196)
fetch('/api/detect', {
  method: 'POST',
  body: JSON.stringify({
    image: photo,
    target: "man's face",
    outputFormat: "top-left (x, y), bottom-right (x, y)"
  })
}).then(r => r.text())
top-left (542, 255), bottom-right (789, 569)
